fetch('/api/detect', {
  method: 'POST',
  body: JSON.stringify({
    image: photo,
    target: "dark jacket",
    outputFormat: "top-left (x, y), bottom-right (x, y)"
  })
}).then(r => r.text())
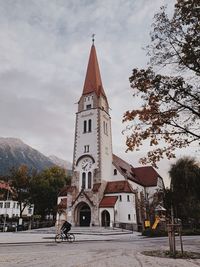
top-left (61, 221), bottom-right (71, 231)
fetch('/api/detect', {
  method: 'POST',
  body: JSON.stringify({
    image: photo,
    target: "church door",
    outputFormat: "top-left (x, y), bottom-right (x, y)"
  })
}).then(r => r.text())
top-left (101, 210), bottom-right (110, 227)
top-left (80, 204), bottom-right (91, 226)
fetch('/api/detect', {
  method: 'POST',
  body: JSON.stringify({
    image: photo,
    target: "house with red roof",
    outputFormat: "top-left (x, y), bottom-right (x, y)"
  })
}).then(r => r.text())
top-left (0, 181), bottom-right (34, 220)
top-left (57, 41), bottom-right (165, 231)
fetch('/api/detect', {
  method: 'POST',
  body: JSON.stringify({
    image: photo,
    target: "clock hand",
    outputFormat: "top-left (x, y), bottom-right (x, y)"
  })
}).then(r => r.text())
top-left (83, 163), bottom-right (88, 170)
top-left (85, 163), bottom-right (88, 169)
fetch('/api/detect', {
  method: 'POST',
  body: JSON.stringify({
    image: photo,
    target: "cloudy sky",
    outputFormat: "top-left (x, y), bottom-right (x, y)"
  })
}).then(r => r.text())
top-left (0, 0), bottom-right (189, 186)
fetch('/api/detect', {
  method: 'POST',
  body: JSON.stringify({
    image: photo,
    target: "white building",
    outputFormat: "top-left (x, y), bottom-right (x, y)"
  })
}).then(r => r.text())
top-left (58, 42), bottom-right (165, 230)
top-left (0, 200), bottom-right (34, 218)
top-left (0, 181), bottom-right (34, 219)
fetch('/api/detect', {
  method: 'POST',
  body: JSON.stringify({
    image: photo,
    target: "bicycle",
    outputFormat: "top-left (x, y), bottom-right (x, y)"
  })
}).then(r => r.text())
top-left (55, 229), bottom-right (75, 243)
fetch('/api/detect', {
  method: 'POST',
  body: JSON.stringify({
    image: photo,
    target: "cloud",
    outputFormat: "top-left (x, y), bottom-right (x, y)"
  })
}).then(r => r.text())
top-left (0, 0), bottom-right (180, 185)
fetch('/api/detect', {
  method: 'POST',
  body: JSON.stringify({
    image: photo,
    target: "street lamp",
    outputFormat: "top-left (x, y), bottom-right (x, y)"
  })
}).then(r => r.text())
top-left (3, 183), bottom-right (10, 232)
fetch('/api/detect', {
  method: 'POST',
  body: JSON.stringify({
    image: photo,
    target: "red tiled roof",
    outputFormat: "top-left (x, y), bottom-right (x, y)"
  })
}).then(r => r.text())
top-left (133, 166), bottom-right (159, 187)
top-left (113, 154), bottom-right (138, 182)
top-left (112, 154), bottom-right (161, 187)
top-left (0, 181), bottom-right (13, 192)
top-left (104, 180), bottom-right (134, 194)
top-left (82, 44), bottom-right (107, 98)
top-left (99, 196), bottom-right (118, 208)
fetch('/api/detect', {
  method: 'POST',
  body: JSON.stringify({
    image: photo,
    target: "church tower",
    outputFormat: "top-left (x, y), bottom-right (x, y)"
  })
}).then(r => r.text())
top-left (69, 43), bottom-right (113, 226)
top-left (72, 43), bottom-right (113, 188)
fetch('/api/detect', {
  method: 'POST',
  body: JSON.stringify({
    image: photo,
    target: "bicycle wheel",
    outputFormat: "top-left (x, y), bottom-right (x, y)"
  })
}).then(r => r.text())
top-left (55, 234), bottom-right (63, 243)
top-left (67, 233), bottom-right (75, 243)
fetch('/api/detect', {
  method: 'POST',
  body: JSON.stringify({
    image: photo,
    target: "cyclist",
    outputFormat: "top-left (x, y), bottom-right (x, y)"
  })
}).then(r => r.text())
top-left (61, 220), bottom-right (71, 237)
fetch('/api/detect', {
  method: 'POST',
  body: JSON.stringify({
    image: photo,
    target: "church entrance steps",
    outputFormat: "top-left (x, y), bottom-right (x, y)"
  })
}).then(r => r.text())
top-left (69, 226), bottom-right (133, 235)
top-left (25, 226), bottom-right (134, 236)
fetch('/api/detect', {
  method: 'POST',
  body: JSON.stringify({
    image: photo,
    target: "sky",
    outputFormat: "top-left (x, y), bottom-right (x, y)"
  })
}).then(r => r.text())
top-left (0, 0), bottom-right (191, 187)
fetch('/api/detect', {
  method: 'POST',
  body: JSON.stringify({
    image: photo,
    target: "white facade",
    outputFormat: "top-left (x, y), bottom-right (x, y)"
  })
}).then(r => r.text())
top-left (73, 91), bottom-right (113, 190)
top-left (112, 167), bottom-right (125, 181)
top-left (99, 108), bottom-right (113, 181)
top-left (75, 108), bottom-right (98, 165)
top-left (0, 200), bottom-right (34, 218)
top-left (128, 180), bottom-right (145, 194)
top-left (102, 193), bottom-right (137, 224)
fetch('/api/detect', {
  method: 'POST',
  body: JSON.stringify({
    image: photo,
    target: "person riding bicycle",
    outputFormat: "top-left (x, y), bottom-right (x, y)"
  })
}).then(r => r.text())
top-left (61, 220), bottom-right (71, 237)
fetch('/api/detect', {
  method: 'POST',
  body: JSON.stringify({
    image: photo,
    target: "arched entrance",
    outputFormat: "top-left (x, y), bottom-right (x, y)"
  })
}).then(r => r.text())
top-left (101, 210), bottom-right (110, 227)
top-left (78, 203), bottom-right (91, 226)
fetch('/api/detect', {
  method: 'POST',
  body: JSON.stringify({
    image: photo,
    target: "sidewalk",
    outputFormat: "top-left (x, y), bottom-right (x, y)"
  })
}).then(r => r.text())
top-left (0, 226), bottom-right (141, 244)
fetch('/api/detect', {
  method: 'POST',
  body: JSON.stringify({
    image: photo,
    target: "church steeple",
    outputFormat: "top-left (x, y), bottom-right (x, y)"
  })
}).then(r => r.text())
top-left (82, 44), bottom-right (107, 99)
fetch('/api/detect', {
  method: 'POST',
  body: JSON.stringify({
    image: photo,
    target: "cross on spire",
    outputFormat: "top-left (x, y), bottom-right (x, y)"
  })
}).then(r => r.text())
top-left (92, 34), bottom-right (95, 45)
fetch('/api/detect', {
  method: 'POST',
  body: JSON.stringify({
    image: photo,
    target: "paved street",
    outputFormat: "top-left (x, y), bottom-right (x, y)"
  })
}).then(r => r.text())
top-left (0, 227), bottom-right (200, 267)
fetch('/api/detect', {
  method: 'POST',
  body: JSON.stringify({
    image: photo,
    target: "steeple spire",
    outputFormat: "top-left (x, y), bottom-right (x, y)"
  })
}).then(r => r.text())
top-left (82, 43), bottom-right (107, 98)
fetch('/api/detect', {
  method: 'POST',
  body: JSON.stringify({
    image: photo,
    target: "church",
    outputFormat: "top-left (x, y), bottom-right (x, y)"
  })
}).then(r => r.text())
top-left (57, 42), bottom-right (165, 231)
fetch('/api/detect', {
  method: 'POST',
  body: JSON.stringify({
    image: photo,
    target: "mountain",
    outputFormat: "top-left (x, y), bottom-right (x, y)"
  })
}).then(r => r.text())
top-left (49, 155), bottom-right (72, 170)
top-left (0, 137), bottom-right (71, 176)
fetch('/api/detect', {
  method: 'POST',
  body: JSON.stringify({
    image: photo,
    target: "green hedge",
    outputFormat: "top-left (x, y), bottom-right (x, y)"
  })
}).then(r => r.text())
top-left (182, 228), bottom-right (200, 236)
top-left (142, 228), bottom-right (200, 237)
top-left (142, 228), bottom-right (168, 237)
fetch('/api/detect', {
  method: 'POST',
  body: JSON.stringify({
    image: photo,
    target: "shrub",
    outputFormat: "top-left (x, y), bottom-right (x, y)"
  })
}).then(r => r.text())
top-left (142, 228), bottom-right (168, 237)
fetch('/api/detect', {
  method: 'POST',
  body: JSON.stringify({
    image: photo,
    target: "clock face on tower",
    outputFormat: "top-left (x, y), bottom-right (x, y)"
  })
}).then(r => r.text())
top-left (81, 157), bottom-right (93, 171)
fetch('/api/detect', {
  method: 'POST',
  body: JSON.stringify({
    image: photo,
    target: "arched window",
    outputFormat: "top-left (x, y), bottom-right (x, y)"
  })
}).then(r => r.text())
top-left (82, 172), bottom-right (86, 189)
top-left (88, 119), bottom-right (92, 132)
top-left (83, 120), bottom-right (87, 133)
top-left (88, 172), bottom-right (92, 189)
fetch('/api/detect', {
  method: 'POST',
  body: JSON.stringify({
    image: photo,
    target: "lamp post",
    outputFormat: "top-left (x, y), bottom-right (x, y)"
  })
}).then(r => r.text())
top-left (3, 184), bottom-right (9, 232)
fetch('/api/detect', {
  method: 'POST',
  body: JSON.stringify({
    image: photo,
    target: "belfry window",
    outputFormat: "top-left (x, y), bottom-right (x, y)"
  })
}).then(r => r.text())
top-left (88, 172), bottom-right (92, 189)
top-left (86, 104), bottom-right (91, 109)
top-left (88, 119), bottom-right (92, 132)
top-left (83, 120), bottom-right (92, 133)
top-left (82, 173), bottom-right (86, 189)
top-left (114, 169), bottom-right (117, 175)
top-left (83, 120), bottom-right (87, 133)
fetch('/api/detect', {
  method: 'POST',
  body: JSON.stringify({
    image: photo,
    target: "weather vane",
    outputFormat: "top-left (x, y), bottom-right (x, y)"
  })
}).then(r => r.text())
top-left (92, 33), bottom-right (95, 44)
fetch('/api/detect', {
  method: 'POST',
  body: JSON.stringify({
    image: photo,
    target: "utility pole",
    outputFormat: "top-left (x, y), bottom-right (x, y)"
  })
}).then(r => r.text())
top-left (3, 183), bottom-right (9, 232)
